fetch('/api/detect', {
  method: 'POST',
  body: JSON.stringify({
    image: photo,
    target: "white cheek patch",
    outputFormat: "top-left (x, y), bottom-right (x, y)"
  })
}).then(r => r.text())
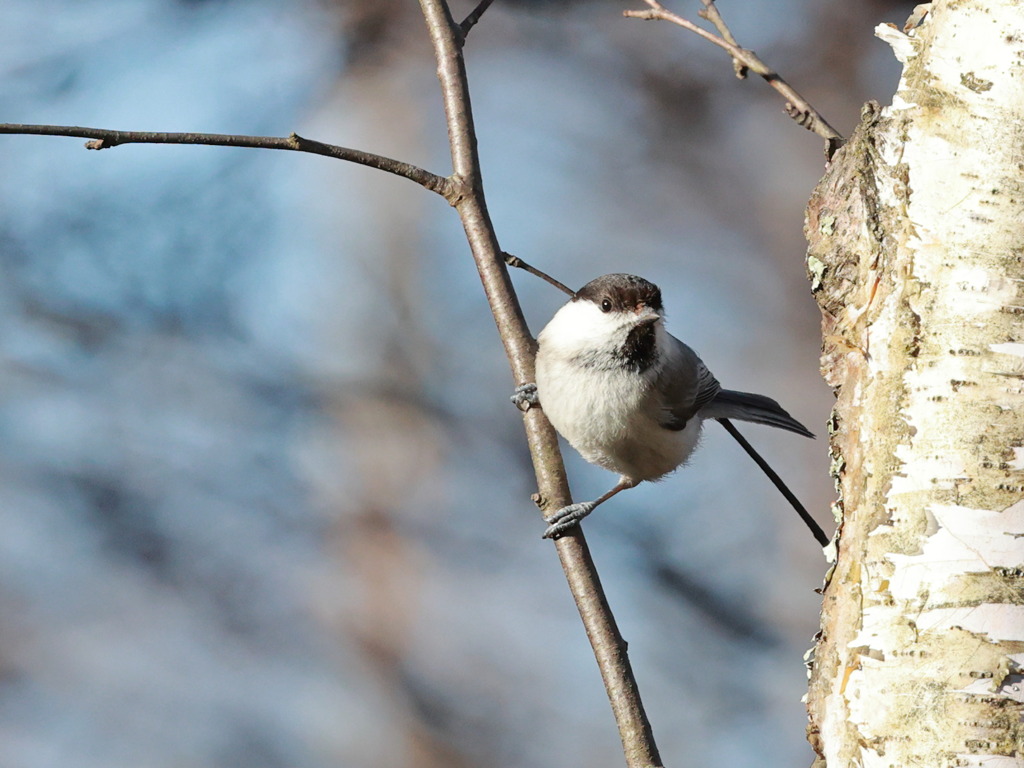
top-left (540, 301), bottom-right (635, 354)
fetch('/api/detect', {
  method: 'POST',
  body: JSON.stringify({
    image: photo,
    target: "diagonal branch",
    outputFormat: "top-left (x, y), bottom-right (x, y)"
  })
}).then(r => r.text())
top-left (625, 0), bottom-right (844, 158)
top-left (0, 123), bottom-right (454, 199)
top-left (419, 2), bottom-right (663, 767)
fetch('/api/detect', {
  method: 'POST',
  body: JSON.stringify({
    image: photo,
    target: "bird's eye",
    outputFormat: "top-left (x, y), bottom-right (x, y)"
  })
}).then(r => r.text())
top-left (600, 298), bottom-right (612, 313)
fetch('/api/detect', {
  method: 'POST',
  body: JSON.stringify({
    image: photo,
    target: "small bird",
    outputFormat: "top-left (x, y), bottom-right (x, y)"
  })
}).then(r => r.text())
top-left (515, 273), bottom-right (816, 540)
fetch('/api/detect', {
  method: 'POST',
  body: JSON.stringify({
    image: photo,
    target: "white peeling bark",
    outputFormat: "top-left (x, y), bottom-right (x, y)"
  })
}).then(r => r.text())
top-left (805, 2), bottom-right (1024, 766)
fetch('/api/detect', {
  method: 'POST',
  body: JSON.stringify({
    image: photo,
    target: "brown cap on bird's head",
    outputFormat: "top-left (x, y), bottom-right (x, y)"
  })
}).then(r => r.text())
top-left (573, 274), bottom-right (663, 315)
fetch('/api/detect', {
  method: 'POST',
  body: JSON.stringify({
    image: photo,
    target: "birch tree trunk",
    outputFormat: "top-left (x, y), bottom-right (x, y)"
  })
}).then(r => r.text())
top-left (805, 2), bottom-right (1024, 765)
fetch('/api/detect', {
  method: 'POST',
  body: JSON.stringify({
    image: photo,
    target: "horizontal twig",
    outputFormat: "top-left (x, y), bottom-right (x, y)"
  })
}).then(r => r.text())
top-left (0, 123), bottom-right (454, 199)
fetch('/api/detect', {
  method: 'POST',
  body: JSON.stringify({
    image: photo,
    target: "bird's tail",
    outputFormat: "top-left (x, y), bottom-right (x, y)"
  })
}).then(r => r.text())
top-left (703, 389), bottom-right (814, 438)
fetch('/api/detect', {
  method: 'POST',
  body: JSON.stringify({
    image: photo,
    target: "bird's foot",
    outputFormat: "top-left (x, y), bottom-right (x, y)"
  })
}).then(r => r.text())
top-left (542, 501), bottom-right (597, 539)
top-left (511, 383), bottom-right (539, 411)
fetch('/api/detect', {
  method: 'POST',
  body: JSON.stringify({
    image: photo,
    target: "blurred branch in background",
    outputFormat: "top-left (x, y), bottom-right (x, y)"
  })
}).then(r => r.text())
top-left (625, 0), bottom-right (845, 158)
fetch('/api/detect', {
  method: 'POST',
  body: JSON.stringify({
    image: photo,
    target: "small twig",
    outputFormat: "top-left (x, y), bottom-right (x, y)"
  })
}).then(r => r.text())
top-left (697, 0), bottom-right (745, 77)
top-left (624, 0), bottom-right (845, 159)
top-left (503, 252), bottom-right (575, 297)
top-left (459, 0), bottom-right (496, 40)
top-left (718, 418), bottom-right (829, 547)
top-left (0, 124), bottom-right (454, 199)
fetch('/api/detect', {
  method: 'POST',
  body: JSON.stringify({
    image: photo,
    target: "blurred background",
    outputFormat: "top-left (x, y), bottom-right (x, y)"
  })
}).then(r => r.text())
top-left (0, 1), bottom-right (912, 766)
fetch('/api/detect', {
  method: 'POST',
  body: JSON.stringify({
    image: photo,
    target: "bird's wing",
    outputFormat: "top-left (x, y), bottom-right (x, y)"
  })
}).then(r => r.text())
top-left (699, 389), bottom-right (815, 438)
top-left (657, 335), bottom-right (721, 431)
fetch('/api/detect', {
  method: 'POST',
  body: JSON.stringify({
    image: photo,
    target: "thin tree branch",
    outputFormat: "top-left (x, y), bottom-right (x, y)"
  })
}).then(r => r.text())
top-left (697, 0), bottom-right (745, 77)
top-left (419, 2), bottom-right (663, 766)
top-left (459, 0), bottom-right (496, 39)
top-left (0, 123), bottom-right (454, 199)
top-left (624, 0), bottom-right (845, 158)
top-left (503, 252), bottom-right (576, 297)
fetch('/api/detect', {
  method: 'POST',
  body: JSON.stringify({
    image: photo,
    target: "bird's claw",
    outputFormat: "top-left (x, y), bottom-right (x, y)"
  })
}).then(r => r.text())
top-left (511, 382), bottom-right (539, 411)
top-left (542, 501), bottom-right (597, 539)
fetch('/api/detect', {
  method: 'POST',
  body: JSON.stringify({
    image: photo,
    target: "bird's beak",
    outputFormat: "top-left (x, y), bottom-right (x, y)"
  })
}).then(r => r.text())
top-left (634, 306), bottom-right (661, 327)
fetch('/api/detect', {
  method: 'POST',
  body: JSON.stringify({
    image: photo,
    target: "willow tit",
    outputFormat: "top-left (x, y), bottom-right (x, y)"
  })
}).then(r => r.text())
top-left (516, 273), bottom-right (814, 539)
